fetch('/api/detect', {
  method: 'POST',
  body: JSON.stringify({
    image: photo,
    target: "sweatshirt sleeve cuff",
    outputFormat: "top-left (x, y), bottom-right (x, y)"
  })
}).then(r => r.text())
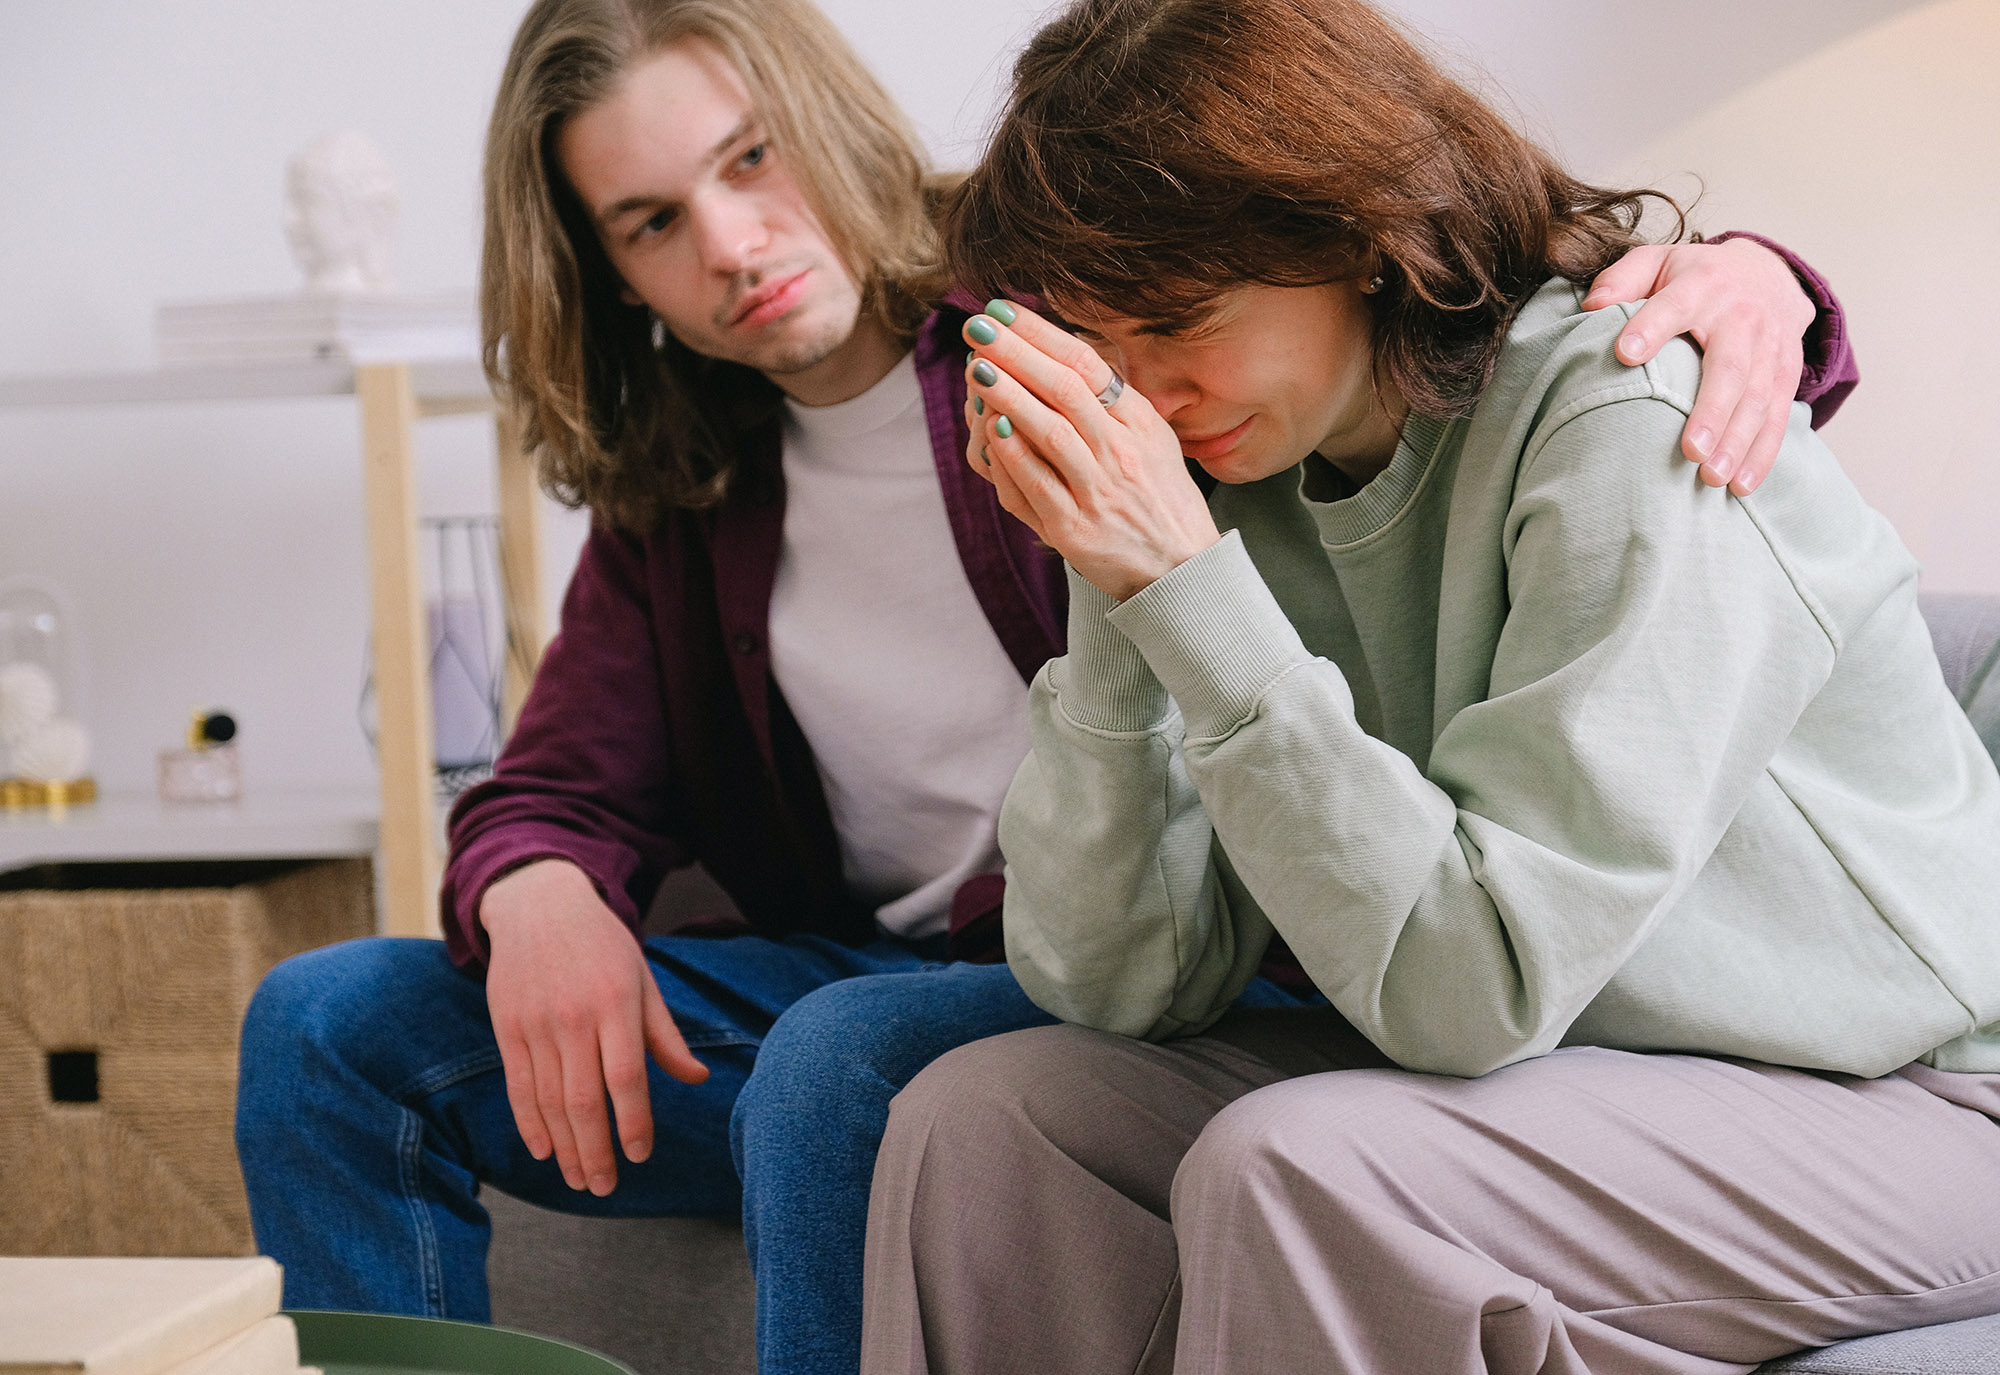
top-left (1054, 563), bottom-right (1172, 732)
top-left (1107, 531), bottom-right (1314, 740)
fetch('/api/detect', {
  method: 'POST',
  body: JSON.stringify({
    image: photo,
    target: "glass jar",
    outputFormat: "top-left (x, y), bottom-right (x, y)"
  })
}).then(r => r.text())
top-left (0, 578), bottom-right (96, 807)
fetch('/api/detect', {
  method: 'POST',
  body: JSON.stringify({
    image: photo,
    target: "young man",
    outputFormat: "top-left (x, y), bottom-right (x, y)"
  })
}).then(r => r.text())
top-left (233, 0), bottom-right (1853, 1371)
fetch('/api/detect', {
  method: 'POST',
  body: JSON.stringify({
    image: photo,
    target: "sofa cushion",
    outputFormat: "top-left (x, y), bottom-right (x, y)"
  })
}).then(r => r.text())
top-left (1921, 592), bottom-right (2000, 763)
top-left (1758, 1312), bottom-right (2000, 1374)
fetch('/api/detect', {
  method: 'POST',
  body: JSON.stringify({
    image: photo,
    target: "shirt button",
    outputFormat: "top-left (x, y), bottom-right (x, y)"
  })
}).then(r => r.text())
top-left (731, 631), bottom-right (760, 655)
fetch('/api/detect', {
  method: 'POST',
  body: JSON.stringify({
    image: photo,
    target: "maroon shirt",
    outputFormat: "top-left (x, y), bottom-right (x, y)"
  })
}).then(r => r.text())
top-left (443, 254), bottom-right (1858, 970)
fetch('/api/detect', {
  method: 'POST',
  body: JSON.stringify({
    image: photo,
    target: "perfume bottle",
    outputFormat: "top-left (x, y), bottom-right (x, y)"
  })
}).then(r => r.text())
top-left (158, 710), bottom-right (242, 804)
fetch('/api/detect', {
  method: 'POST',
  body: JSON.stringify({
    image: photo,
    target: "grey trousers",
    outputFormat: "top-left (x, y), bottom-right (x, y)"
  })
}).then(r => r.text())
top-left (860, 1007), bottom-right (2000, 1375)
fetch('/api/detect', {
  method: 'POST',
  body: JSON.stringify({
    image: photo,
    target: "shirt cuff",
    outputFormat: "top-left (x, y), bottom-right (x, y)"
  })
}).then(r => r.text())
top-left (1708, 229), bottom-right (1859, 427)
top-left (1054, 563), bottom-right (1172, 732)
top-left (442, 832), bottom-right (638, 969)
top-left (1107, 531), bottom-right (1314, 741)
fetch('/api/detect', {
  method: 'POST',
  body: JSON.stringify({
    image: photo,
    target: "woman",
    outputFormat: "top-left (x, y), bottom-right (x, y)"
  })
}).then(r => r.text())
top-left (857, 1), bottom-right (2000, 1371)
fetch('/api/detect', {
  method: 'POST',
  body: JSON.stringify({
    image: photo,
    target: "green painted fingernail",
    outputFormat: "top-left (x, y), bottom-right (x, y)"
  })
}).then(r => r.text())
top-left (982, 445), bottom-right (992, 467)
top-left (995, 415), bottom-right (1013, 439)
top-left (966, 316), bottom-right (999, 345)
top-left (985, 299), bottom-right (1018, 325)
top-left (972, 360), bottom-right (998, 387)
top-left (973, 396), bottom-right (984, 414)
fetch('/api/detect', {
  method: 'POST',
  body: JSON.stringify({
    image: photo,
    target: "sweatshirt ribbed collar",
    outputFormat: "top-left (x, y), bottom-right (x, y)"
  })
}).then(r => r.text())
top-left (1301, 412), bottom-right (1456, 549)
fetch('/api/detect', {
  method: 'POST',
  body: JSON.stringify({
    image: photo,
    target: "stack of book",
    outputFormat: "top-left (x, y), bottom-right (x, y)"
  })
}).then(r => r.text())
top-left (154, 292), bottom-right (478, 368)
top-left (0, 1257), bottom-right (317, 1375)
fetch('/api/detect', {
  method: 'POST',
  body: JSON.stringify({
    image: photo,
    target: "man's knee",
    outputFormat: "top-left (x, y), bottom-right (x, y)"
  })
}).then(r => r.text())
top-left (240, 936), bottom-right (466, 1086)
top-left (732, 972), bottom-right (948, 1164)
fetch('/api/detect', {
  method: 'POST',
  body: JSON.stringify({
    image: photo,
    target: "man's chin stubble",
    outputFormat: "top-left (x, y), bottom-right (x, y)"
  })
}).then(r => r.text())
top-left (752, 318), bottom-right (852, 378)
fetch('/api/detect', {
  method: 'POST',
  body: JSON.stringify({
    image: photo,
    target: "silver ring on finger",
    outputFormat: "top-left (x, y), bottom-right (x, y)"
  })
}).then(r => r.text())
top-left (1095, 368), bottom-right (1125, 408)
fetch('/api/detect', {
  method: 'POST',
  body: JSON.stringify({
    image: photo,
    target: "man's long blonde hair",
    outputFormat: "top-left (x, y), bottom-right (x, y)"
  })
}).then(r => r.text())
top-left (483, 0), bottom-right (950, 530)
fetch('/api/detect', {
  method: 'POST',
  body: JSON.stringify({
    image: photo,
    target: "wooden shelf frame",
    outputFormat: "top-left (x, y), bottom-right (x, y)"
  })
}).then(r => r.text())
top-left (0, 358), bottom-right (549, 937)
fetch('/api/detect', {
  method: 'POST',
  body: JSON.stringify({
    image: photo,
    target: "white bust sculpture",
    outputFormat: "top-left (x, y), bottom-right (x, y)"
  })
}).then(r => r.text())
top-left (285, 130), bottom-right (398, 295)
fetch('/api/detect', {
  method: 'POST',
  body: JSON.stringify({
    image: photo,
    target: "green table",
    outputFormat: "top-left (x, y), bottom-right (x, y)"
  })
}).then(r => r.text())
top-left (290, 1310), bottom-right (638, 1375)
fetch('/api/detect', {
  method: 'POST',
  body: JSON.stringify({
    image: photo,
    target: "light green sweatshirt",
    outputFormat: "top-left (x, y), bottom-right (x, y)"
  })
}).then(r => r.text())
top-left (1000, 277), bottom-right (2000, 1078)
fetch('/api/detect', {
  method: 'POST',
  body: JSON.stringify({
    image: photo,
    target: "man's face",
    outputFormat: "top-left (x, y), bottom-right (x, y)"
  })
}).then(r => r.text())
top-left (558, 40), bottom-right (865, 386)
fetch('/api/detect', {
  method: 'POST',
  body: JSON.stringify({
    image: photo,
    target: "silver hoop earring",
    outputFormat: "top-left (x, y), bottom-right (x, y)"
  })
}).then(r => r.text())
top-left (1363, 275), bottom-right (1386, 294)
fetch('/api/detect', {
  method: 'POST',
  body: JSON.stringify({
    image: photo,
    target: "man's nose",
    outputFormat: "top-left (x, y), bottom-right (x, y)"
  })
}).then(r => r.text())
top-left (690, 191), bottom-right (768, 274)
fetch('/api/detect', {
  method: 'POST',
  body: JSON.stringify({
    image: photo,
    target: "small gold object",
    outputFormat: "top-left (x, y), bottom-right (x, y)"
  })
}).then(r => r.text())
top-left (188, 709), bottom-right (239, 751)
top-left (0, 776), bottom-right (99, 809)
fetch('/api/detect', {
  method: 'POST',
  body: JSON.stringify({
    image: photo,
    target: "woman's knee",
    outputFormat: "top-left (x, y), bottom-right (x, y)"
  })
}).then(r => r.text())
top-left (1172, 1071), bottom-right (1434, 1221)
top-left (888, 1024), bottom-right (1190, 1190)
top-left (890, 1025), bottom-right (1092, 1130)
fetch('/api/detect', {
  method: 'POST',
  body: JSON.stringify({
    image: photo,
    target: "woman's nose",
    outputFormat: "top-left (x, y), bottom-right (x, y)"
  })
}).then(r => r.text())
top-left (1123, 358), bottom-right (1198, 421)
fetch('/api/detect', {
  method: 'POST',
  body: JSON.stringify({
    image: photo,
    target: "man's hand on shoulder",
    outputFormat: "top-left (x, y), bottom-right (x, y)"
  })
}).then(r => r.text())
top-left (1584, 237), bottom-right (1815, 496)
top-left (481, 858), bottom-right (709, 1196)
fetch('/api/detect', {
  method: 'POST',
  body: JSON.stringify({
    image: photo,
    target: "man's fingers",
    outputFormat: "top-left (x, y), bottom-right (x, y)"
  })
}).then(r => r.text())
top-left (1701, 353), bottom-right (1784, 492)
top-left (601, 1009), bottom-right (657, 1169)
top-left (1581, 243), bottom-right (1671, 313)
top-left (557, 1023), bottom-right (620, 1196)
top-left (1675, 337), bottom-right (1749, 476)
top-left (526, 1032), bottom-right (585, 1190)
top-left (1731, 400), bottom-right (1790, 496)
top-left (640, 978), bottom-right (708, 1088)
top-left (496, 1026), bottom-right (553, 1163)
top-left (1612, 286), bottom-right (1703, 368)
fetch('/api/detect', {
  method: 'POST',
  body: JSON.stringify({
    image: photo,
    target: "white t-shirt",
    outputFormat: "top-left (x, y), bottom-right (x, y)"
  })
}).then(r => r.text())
top-left (769, 355), bottom-right (1033, 938)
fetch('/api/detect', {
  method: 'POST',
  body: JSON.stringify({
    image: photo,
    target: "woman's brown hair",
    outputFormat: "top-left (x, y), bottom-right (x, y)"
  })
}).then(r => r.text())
top-left (946, 0), bottom-right (1685, 419)
top-left (483, 0), bottom-right (951, 530)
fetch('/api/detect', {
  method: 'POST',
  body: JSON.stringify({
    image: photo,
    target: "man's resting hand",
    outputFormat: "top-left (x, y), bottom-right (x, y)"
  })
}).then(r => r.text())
top-left (481, 858), bottom-right (709, 1196)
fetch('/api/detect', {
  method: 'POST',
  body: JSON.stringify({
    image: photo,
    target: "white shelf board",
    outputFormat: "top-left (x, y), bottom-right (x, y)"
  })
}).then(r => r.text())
top-left (0, 787), bottom-right (379, 872)
top-left (0, 358), bottom-right (492, 410)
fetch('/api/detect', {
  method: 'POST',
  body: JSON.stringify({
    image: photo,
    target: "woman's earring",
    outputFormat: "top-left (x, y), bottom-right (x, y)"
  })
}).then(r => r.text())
top-left (650, 312), bottom-right (667, 350)
top-left (1362, 275), bottom-right (1386, 294)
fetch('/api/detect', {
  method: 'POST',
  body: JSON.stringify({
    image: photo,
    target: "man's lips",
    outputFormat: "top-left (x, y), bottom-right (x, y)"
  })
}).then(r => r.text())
top-left (730, 270), bottom-right (811, 328)
top-left (1176, 416), bottom-right (1254, 461)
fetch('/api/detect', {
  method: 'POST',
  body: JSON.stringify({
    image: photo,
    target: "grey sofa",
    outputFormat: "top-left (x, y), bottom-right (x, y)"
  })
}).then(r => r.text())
top-left (489, 593), bottom-right (2000, 1375)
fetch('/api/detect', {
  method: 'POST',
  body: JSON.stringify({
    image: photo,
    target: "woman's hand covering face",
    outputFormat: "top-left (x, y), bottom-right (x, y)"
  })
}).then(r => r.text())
top-left (963, 301), bottom-right (1222, 601)
top-left (1582, 237), bottom-right (1817, 496)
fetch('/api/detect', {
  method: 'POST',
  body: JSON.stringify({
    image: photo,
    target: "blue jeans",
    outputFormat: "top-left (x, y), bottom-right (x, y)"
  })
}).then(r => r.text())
top-left (236, 931), bottom-right (1305, 1373)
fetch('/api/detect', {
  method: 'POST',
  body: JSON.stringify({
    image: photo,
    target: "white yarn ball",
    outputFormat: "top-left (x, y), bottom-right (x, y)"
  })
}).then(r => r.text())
top-left (10, 716), bottom-right (91, 782)
top-left (0, 661), bottom-right (60, 745)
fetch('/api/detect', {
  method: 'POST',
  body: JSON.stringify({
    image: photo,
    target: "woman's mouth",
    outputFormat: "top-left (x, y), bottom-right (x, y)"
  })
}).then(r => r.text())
top-left (1176, 416), bottom-right (1254, 461)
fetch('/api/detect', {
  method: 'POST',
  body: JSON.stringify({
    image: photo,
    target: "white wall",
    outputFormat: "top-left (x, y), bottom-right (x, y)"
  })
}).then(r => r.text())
top-left (0, 1), bottom-right (1942, 794)
top-left (1626, 0), bottom-right (2000, 595)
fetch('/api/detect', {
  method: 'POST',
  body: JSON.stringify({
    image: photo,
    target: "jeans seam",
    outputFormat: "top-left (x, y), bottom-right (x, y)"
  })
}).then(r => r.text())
top-left (684, 1031), bottom-right (761, 1050)
top-left (398, 1104), bottom-right (447, 1317)
top-left (396, 1047), bottom-right (504, 1102)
